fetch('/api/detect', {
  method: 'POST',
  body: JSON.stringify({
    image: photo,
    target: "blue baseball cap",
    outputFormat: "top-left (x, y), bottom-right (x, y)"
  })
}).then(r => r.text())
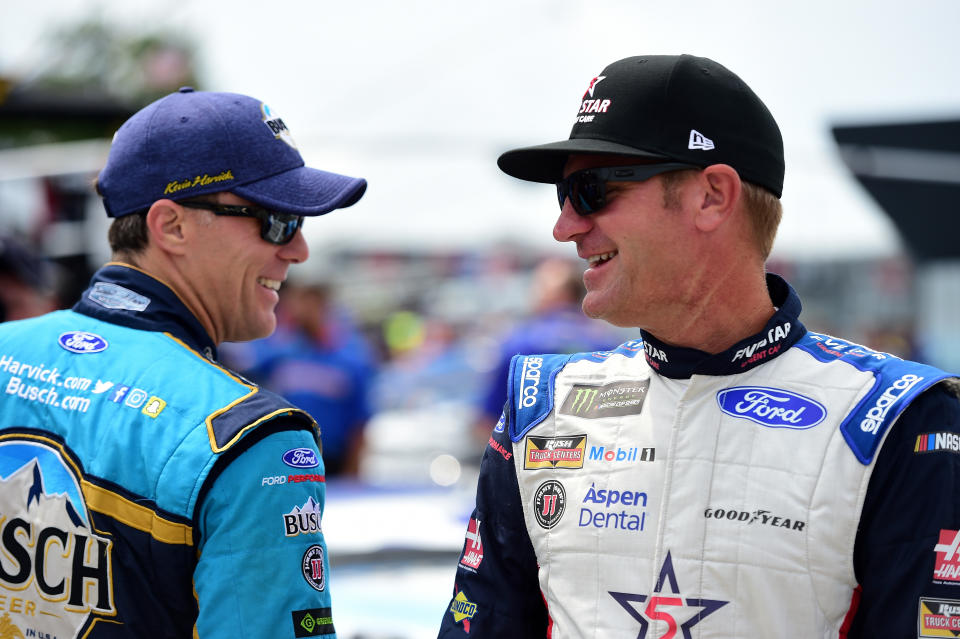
top-left (98, 87), bottom-right (367, 217)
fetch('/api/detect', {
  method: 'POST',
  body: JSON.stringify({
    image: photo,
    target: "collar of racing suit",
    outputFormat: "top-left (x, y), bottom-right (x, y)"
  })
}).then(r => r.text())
top-left (72, 262), bottom-right (219, 361)
top-left (637, 272), bottom-right (807, 379)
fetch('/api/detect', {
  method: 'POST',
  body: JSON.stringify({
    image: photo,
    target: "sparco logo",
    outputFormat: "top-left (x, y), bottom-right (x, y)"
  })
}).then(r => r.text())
top-left (517, 357), bottom-right (543, 410)
top-left (860, 373), bottom-right (923, 434)
top-left (704, 507), bottom-right (805, 531)
top-left (716, 386), bottom-right (826, 429)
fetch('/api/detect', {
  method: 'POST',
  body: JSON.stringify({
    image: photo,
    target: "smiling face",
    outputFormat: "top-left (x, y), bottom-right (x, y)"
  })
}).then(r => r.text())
top-left (181, 192), bottom-right (309, 343)
top-left (552, 155), bottom-right (699, 331)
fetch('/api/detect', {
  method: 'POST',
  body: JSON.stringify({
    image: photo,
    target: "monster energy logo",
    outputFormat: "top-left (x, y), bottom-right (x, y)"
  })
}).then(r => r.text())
top-left (560, 380), bottom-right (650, 418)
top-left (569, 387), bottom-right (599, 413)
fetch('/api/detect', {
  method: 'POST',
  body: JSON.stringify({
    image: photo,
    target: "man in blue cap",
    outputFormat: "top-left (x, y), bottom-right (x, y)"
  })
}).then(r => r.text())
top-left (438, 55), bottom-right (960, 638)
top-left (0, 87), bottom-right (365, 638)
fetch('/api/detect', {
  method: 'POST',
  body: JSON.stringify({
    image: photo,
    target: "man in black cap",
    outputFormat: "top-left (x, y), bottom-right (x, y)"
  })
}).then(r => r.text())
top-left (438, 55), bottom-right (960, 638)
top-left (0, 88), bottom-right (365, 638)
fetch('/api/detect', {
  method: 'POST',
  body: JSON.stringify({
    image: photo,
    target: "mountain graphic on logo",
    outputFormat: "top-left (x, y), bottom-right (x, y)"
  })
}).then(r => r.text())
top-left (289, 496), bottom-right (321, 515)
top-left (11, 459), bottom-right (87, 529)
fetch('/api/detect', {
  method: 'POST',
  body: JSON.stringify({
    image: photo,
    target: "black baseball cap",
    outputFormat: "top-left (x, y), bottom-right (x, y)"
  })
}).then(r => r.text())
top-left (497, 54), bottom-right (785, 198)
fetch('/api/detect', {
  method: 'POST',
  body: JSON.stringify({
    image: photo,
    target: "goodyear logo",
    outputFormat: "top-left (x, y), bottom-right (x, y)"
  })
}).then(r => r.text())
top-left (524, 435), bottom-right (587, 470)
top-left (450, 591), bottom-right (477, 623)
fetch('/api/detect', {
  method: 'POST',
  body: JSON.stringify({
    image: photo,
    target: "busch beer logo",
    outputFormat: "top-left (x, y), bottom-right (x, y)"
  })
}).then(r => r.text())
top-left (458, 518), bottom-right (483, 571)
top-left (517, 357), bottom-right (543, 410)
top-left (0, 437), bottom-right (115, 638)
top-left (524, 435), bottom-right (587, 470)
top-left (934, 530), bottom-right (960, 584)
top-left (716, 386), bottom-right (826, 429)
top-left (283, 497), bottom-right (323, 537)
top-left (860, 374), bottom-right (924, 435)
top-left (560, 380), bottom-right (650, 419)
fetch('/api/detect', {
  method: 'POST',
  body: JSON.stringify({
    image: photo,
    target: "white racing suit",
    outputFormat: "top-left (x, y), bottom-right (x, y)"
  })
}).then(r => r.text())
top-left (438, 274), bottom-right (960, 638)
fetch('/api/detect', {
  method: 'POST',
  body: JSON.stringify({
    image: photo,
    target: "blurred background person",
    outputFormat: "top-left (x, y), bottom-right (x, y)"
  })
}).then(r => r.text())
top-left (474, 256), bottom-right (625, 435)
top-left (221, 274), bottom-right (376, 477)
top-left (0, 234), bottom-right (59, 321)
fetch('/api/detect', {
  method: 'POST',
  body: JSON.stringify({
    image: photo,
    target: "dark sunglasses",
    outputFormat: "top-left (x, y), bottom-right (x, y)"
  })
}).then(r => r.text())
top-left (178, 200), bottom-right (304, 245)
top-left (556, 162), bottom-right (699, 216)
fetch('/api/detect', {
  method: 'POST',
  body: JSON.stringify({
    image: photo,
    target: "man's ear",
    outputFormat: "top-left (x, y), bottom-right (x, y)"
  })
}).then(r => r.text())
top-left (695, 164), bottom-right (741, 233)
top-left (145, 199), bottom-right (189, 256)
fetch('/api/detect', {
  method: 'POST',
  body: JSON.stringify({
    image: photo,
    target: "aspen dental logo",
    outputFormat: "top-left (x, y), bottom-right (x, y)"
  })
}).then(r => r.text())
top-left (524, 435), bottom-right (587, 470)
top-left (0, 437), bottom-right (115, 639)
top-left (560, 380), bottom-right (649, 419)
top-left (716, 386), bottom-right (826, 429)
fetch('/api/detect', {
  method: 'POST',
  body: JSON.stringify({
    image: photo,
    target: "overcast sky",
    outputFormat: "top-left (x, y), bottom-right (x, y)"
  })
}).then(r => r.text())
top-left (3, 0), bottom-right (959, 260)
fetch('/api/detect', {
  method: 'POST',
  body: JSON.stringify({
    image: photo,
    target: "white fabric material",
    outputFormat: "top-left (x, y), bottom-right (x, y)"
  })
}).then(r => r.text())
top-left (511, 347), bottom-right (879, 638)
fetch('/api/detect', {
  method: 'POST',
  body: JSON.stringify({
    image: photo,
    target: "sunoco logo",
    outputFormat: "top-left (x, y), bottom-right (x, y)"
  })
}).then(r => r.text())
top-left (716, 386), bottom-right (826, 429)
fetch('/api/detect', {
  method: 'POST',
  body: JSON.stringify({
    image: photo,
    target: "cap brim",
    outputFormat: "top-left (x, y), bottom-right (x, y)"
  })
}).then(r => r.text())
top-left (497, 138), bottom-right (670, 183)
top-left (232, 165), bottom-right (367, 216)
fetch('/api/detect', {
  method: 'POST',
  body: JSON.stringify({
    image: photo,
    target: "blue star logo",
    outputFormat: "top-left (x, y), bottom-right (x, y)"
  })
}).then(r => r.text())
top-left (609, 551), bottom-right (728, 638)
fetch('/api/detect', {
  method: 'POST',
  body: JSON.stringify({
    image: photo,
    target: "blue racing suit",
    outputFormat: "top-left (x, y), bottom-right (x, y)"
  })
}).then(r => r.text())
top-left (0, 263), bottom-right (337, 638)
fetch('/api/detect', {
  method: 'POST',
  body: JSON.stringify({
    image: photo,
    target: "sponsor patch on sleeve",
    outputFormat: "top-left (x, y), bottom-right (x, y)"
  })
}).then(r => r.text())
top-left (291, 607), bottom-right (334, 637)
top-left (916, 433), bottom-right (960, 455)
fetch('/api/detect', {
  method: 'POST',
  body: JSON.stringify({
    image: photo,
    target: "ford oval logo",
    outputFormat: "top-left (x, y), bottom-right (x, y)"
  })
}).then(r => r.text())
top-left (282, 447), bottom-right (319, 468)
top-left (58, 331), bottom-right (108, 354)
top-left (716, 386), bottom-right (826, 429)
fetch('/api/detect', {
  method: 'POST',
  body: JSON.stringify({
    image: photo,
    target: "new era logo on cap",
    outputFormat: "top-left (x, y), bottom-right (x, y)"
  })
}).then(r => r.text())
top-left (688, 129), bottom-right (715, 151)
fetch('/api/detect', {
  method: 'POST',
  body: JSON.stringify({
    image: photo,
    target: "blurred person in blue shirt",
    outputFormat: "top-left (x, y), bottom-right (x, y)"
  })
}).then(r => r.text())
top-left (476, 257), bottom-right (624, 428)
top-left (222, 277), bottom-right (375, 477)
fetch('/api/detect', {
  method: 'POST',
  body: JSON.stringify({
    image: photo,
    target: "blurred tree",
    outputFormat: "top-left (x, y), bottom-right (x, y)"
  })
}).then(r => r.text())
top-left (0, 15), bottom-right (202, 147)
top-left (27, 16), bottom-right (201, 104)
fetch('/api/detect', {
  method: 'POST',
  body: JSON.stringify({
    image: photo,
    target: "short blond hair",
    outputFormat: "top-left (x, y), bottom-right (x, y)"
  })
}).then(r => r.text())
top-left (661, 170), bottom-right (782, 260)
